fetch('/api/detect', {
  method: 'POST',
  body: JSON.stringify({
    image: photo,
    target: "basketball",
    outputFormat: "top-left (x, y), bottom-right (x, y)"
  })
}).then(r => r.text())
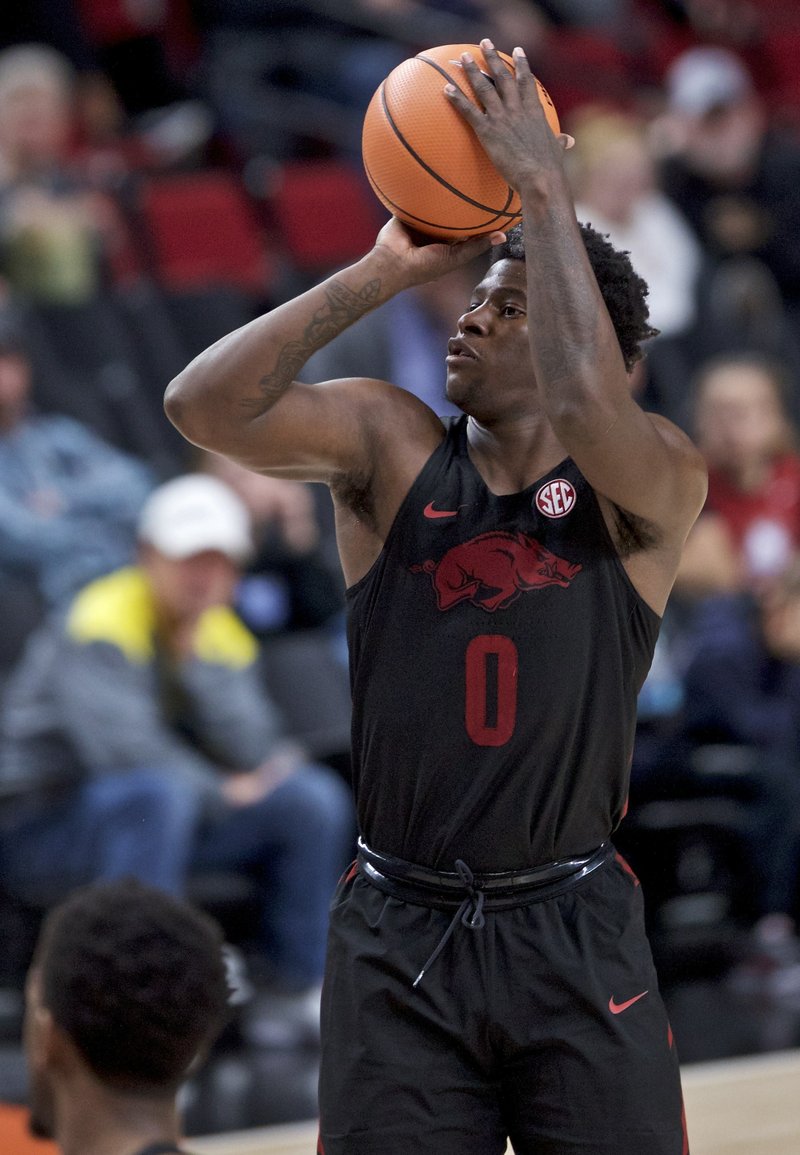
top-left (361, 44), bottom-right (560, 241)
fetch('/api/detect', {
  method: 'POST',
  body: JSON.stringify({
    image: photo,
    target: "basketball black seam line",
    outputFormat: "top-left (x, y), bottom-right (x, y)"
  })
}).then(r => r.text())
top-left (377, 75), bottom-right (518, 217)
top-left (364, 154), bottom-right (519, 232)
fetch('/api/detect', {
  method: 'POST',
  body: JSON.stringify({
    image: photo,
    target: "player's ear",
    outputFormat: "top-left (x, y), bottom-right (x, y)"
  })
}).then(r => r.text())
top-left (25, 969), bottom-right (78, 1076)
top-left (24, 975), bottom-right (54, 1074)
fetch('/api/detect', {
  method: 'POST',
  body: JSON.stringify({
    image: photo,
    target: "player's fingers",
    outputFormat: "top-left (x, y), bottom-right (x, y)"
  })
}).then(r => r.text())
top-left (458, 50), bottom-right (500, 111)
top-left (511, 47), bottom-right (546, 112)
top-left (443, 79), bottom-right (481, 123)
top-left (479, 39), bottom-right (514, 90)
top-left (449, 230), bottom-right (504, 262)
top-left (511, 46), bottom-right (533, 79)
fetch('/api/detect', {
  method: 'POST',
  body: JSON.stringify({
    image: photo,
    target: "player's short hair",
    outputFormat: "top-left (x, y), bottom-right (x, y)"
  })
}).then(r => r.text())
top-left (490, 222), bottom-right (658, 371)
top-left (34, 878), bottom-right (231, 1093)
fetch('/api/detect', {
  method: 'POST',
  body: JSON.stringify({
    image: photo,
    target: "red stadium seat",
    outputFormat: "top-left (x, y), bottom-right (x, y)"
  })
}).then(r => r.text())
top-left (264, 159), bottom-right (387, 276)
top-left (135, 169), bottom-right (275, 294)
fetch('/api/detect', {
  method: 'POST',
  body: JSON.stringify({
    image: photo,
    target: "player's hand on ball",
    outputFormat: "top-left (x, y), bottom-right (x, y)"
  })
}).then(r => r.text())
top-left (445, 40), bottom-right (573, 191)
top-left (372, 215), bottom-right (506, 286)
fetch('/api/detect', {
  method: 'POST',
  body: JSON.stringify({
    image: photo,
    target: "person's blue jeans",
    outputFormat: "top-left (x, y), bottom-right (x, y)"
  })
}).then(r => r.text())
top-left (1, 765), bottom-right (354, 988)
top-left (193, 766), bottom-right (354, 987)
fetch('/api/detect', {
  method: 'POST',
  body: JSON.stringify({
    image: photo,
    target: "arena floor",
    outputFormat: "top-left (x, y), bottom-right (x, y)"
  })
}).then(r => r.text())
top-left (189, 1050), bottom-right (800, 1155)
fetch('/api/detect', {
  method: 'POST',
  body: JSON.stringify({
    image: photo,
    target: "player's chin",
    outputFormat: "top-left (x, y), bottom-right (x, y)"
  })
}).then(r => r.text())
top-left (445, 363), bottom-right (476, 401)
top-left (444, 377), bottom-right (468, 411)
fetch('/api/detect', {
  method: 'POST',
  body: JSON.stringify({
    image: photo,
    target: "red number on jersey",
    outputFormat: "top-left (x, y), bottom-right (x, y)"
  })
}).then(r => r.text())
top-left (465, 634), bottom-right (518, 747)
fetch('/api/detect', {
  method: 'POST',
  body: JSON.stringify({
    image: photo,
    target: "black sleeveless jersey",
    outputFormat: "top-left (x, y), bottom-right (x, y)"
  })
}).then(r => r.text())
top-left (345, 416), bottom-right (660, 872)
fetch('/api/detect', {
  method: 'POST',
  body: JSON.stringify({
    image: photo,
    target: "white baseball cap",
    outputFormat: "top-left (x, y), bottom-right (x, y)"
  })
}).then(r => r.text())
top-left (138, 473), bottom-right (253, 562)
top-left (666, 47), bottom-right (752, 117)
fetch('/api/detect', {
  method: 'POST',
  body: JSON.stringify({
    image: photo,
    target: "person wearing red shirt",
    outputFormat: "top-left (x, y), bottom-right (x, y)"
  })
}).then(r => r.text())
top-left (678, 351), bottom-right (800, 593)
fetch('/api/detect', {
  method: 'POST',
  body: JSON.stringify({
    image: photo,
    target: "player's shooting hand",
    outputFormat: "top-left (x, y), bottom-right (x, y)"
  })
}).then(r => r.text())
top-left (372, 215), bottom-right (505, 286)
top-left (445, 39), bottom-right (573, 194)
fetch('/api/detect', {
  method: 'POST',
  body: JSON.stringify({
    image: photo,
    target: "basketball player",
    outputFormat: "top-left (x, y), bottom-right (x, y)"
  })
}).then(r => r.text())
top-left (165, 40), bottom-right (706, 1155)
top-left (24, 879), bottom-right (229, 1155)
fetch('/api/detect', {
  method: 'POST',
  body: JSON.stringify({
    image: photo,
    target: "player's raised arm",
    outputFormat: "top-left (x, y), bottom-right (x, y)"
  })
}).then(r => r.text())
top-left (164, 220), bottom-right (499, 482)
top-left (446, 41), bottom-right (707, 544)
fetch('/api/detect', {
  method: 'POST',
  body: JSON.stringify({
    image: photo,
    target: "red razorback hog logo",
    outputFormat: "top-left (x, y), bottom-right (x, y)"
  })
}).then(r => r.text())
top-left (411, 531), bottom-right (582, 612)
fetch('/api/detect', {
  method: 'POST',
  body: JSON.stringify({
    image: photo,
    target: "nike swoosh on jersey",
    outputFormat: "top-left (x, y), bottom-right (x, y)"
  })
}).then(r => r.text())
top-left (423, 502), bottom-right (459, 519)
top-left (608, 991), bottom-right (649, 1015)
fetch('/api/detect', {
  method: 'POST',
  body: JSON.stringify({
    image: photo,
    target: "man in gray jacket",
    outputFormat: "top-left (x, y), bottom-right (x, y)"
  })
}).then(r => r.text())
top-left (0, 473), bottom-right (354, 1043)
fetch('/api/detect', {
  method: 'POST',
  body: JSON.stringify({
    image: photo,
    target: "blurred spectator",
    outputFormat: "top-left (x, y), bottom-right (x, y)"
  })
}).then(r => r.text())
top-left (683, 572), bottom-right (800, 992)
top-left (24, 878), bottom-right (230, 1155)
top-left (0, 474), bottom-right (354, 1046)
top-left (636, 0), bottom-right (800, 123)
top-left (73, 0), bottom-right (205, 124)
top-left (201, 452), bottom-right (344, 638)
top-left (634, 347), bottom-right (800, 824)
top-left (0, 43), bottom-right (138, 303)
top-left (657, 46), bottom-right (800, 338)
top-left (198, 456), bottom-right (351, 775)
top-left (567, 106), bottom-right (702, 339)
top-left (0, 331), bottom-right (154, 634)
top-left (678, 352), bottom-right (800, 594)
top-left (685, 576), bottom-right (800, 759)
top-left (195, 0), bottom-right (412, 160)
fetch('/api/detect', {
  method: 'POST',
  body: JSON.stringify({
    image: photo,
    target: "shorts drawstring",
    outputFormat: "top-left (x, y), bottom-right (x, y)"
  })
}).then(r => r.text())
top-left (413, 859), bottom-right (486, 988)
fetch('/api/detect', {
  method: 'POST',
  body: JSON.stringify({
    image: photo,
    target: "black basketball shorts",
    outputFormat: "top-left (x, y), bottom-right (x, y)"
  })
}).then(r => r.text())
top-left (317, 850), bottom-right (688, 1155)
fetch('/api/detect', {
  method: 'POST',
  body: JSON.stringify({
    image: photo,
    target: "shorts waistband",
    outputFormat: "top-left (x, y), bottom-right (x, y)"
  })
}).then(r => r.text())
top-left (356, 838), bottom-right (614, 913)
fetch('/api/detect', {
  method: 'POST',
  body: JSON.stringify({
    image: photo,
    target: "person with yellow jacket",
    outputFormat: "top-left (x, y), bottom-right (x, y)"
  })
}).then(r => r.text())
top-left (0, 474), bottom-right (354, 1045)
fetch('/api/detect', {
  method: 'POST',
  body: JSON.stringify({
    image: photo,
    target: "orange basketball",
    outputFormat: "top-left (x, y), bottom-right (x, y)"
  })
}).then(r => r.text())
top-left (361, 44), bottom-right (560, 241)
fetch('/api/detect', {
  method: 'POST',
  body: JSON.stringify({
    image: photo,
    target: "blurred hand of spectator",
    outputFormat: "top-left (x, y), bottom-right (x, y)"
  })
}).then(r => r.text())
top-left (761, 573), bottom-right (800, 661)
top-left (675, 510), bottom-right (742, 595)
top-left (221, 744), bottom-right (305, 808)
top-left (210, 457), bottom-right (321, 554)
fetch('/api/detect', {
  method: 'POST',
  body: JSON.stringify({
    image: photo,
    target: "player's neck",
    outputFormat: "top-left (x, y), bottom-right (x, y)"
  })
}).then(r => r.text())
top-left (56, 1082), bottom-right (181, 1155)
top-left (466, 413), bottom-right (566, 494)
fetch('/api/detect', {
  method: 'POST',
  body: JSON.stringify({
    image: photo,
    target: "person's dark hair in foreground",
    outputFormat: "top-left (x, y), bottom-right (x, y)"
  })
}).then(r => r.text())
top-left (25, 878), bottom-right (230, 1155)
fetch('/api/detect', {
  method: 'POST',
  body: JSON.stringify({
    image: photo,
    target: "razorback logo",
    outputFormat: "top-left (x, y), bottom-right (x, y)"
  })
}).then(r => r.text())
top-left (411, 530), bottom-right (582, 612)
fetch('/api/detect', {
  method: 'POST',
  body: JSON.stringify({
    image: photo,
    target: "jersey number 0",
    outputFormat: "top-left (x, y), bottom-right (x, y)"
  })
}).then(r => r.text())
top-left (465, 635), bottom-right (519, 747)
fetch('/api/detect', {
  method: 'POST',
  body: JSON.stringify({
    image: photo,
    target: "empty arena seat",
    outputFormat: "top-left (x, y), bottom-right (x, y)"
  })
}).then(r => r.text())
top-left (135, 169), bottom-right (275, 294)
top-left (264, 159), bottom-right (387, 276)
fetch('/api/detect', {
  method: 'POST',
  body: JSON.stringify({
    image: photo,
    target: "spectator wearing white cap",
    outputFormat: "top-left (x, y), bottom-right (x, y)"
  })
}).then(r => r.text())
top-left (0, 472), bottom-right (355, 1047)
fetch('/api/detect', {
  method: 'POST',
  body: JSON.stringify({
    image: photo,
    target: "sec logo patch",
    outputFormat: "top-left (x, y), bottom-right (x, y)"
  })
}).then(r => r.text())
top-left (535, 479), bottom-right (576, 519)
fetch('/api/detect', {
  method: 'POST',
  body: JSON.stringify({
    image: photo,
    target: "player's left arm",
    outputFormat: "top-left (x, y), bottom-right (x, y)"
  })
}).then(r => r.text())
top-left (448, 41), bottom-right (708, 546)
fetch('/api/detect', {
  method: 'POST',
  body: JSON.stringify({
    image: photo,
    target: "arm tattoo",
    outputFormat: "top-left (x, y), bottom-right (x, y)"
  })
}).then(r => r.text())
top-left (245, 277), bottom-right (381, 411)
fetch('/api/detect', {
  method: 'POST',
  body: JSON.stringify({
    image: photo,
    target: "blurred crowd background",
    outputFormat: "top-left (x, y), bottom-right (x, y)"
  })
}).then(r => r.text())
top-left (1, 0), bottom-right (800, 1081)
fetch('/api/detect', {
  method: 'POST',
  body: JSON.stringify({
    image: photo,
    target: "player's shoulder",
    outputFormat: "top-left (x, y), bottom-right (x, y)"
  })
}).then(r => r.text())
top-left (646, 409), bottom-right (700, 452)
top-left (641, 411), bottom-right (709, 545)
top-left (316, 374), bottom-right (448, 441)
top-left (648, 410), bottom-right (707, 482)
